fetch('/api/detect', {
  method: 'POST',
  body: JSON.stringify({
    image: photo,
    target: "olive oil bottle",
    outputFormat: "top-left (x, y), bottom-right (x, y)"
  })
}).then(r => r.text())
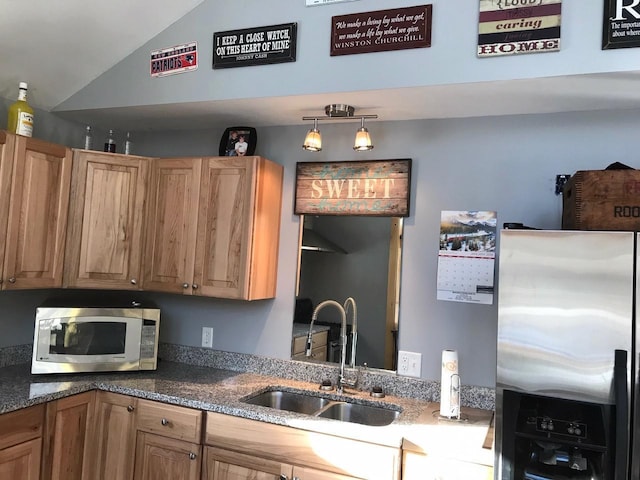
top-left (7, 82), bottom-right (34, 137)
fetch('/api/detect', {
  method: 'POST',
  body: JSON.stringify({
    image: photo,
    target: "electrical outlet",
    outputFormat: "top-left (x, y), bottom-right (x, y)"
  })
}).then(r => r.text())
top-left (397, 350), bottom-right (422, 377)
top-left (201, 327), bottom-right (213, 348)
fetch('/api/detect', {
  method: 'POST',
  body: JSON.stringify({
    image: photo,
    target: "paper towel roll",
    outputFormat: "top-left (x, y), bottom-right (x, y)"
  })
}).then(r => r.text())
top-left (440, 349), bottom-right (460, 418)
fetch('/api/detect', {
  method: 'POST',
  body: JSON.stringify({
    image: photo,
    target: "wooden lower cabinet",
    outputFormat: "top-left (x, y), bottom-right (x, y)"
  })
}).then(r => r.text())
top-left (402, 451), bottom-right (493, 480)
top-left (204, 446), bottom-right (362, 480)
top-left (0, 404), bottom-right (44, 480)
top-left (89, 391), bottom-right (203, 480)
top-left (88, 391), bottom-right (138, 480)
top-left (134, 432), bottom-right (201, 480)
top-left (42, 390), bottom-right (95, 480)
top-left (205, 411), bottom-right (400, 480)
top-left (0, 439), bottom-right (41, 480)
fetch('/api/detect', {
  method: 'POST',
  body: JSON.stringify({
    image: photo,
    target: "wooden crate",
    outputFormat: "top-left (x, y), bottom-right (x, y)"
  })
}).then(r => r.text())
top-left (562, 170), bottom-right (640, 231)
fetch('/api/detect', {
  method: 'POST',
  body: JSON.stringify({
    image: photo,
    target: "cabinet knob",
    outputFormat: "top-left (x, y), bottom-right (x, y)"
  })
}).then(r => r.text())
top-left (130, 278), bottom-right (137, 285)
top-left (8, 277), bottom-right (15, 284)
top-left (192, 284), bottom-right (199, 290)
top-left (189, 452), bottom-right (197, 460)
top-left (279, 476), bottom-right (288, 480)
top-left (182, 282), bottom-right (189, 289)
top-left (161, 418), bottom-right (169, 426)
top-left (127, 405), bottom-right (135, 412)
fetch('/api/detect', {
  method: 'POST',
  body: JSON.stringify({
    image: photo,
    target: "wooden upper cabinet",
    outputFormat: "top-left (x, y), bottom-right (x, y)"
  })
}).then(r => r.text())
top-left (144, 156), bottom-right (283, 300)
top-left (0, 132), bottom-right (71, 290)
top-left (143, 157), bottom-right (201, 294)
top-left (64, 150), bottom-right (150, 290)
top-left (194, 156), bottom-right (283, 300)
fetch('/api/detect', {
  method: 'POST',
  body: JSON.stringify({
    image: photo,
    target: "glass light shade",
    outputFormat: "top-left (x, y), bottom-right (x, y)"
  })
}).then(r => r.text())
top-left (353, 127), bottom-right (373, 151)
top-left (303, 128), bottom-right (322, 152)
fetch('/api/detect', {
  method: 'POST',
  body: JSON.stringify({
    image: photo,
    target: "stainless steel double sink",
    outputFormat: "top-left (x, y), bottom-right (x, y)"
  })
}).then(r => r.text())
top-left (242, 388), bottom-right (401, 427)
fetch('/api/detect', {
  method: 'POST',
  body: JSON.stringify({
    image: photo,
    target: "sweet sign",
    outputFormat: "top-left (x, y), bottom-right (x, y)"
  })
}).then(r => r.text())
top-left (213, 23), bottom-right (297, 69)
top-left (295, 159), bottom-right (411, 216)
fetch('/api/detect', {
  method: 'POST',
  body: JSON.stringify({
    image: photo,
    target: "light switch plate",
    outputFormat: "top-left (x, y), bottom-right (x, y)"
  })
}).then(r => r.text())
top-left (397, 351), bottom-right (422, 377)
top-left (201, 327), bottom-right (213, 348)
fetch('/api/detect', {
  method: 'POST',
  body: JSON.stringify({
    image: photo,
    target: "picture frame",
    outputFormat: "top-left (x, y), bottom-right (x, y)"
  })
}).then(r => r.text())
top-left (218, 127), bottom-right (257, 157)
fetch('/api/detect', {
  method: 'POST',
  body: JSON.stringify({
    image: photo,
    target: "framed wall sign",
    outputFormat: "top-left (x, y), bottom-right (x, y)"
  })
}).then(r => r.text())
top-left (330, 5), bottom-right (432, 56)
top-left (295, 159), bottom-right (411, 216)
top-left (477, 0), bottom-right (562, 57)
top-left (213, 23), bottom-right (297, 69)
top-left (603, 0), bottom-right (640, 49)
top-left (307, 0), bottom-right (361, 5)
top-left (150, 42), bottom-right (198, 77)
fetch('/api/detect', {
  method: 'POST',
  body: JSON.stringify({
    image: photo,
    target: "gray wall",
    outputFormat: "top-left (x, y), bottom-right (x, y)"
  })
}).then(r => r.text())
top-left (1, 108), bottom-right (638, 389)
top-left (57, 0), bottom-right (640, 113)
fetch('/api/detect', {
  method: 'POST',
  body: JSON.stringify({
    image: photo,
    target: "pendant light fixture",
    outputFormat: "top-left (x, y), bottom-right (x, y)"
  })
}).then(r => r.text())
top-left (303, 118), bottom-right (322, 152)
top-left (353, 117), bottom-right (373, 151)
top-left (302, 104), bottom-right (377, 152)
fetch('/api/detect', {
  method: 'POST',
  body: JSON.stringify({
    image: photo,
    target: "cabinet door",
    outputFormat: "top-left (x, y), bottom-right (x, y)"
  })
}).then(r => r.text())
top-left (64, 150), bottom-right (149, 289)
top-left (87, 391), bottom-right (137, 480)
top-left (3, 134), bottom-right (71, 289)
top-left (42, 391), bottom-right (95, 480)
top-left (134, 432), bottom-right (201, 480)
top-left (203, 446), bottom-right (292, 480)
top-left (292, 466), bottom-right (362, 480)
top-left (402, 451), bottom-right (493, 480)
top-left (0, 403), bottom-right (44, 480)
top-left (143, 157), bottom-right (201, 294)
top-left (194, 156), bottom-right (282, 299)
top-left (194, 157), bottom-right (254, 299)
top-left (0, 438), bottom-right (41, 480)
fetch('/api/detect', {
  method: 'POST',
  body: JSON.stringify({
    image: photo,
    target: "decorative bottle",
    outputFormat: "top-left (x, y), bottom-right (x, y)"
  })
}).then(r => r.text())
top-left (7, 82), bottom-right (34, 137)
top-left (104, 129), bottom-right (116, 153)
top-left (124, 132), bottom-right (132, 155)
top-left (83, 125), bottom-right (93, 150)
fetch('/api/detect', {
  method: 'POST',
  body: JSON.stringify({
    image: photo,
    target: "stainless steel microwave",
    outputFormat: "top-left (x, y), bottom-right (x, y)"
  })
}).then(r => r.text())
top-left (31, 306), bottom-right (160, 374)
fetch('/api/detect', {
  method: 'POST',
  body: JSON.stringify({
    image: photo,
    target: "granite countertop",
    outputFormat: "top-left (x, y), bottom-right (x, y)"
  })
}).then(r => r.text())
top-left (0, 360), bottom-right (494, 465)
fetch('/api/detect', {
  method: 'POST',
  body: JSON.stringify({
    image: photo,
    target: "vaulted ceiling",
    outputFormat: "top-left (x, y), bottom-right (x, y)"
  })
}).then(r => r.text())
top-left (4, 1), bottom-right (640, 132)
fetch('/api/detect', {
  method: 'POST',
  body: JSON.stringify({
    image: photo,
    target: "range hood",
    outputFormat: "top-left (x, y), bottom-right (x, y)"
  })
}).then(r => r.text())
top-left (301, 228), bottom-right (347, 253)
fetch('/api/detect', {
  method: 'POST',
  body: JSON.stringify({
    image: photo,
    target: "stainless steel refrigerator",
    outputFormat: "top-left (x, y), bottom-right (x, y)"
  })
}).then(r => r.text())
top-left (496, 230), bottom-right (638, 480)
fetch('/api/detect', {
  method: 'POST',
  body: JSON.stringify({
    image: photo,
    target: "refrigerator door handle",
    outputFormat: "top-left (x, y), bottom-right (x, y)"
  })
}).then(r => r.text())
top-left (614, 349), bottom-right (629, 480)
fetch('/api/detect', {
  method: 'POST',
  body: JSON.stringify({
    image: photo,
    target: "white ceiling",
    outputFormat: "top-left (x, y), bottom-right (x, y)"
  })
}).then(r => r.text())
top-left (4, 1), bottom-right (640, 131)
top-left (0, 0), bottom-right (204, 110)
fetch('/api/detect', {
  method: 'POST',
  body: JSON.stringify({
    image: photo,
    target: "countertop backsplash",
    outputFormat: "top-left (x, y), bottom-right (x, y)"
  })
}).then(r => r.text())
top-left (0, 342), bottom-right (495, 411)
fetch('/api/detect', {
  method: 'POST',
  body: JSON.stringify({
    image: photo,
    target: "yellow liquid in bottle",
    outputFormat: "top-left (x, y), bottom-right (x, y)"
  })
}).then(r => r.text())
top-left (7, 84), bottom-right (34, 137)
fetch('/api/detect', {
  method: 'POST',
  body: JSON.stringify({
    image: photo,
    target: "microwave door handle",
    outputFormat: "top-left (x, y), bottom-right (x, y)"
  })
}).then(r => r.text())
top-left (614, 349), bottom-right (629, 480)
